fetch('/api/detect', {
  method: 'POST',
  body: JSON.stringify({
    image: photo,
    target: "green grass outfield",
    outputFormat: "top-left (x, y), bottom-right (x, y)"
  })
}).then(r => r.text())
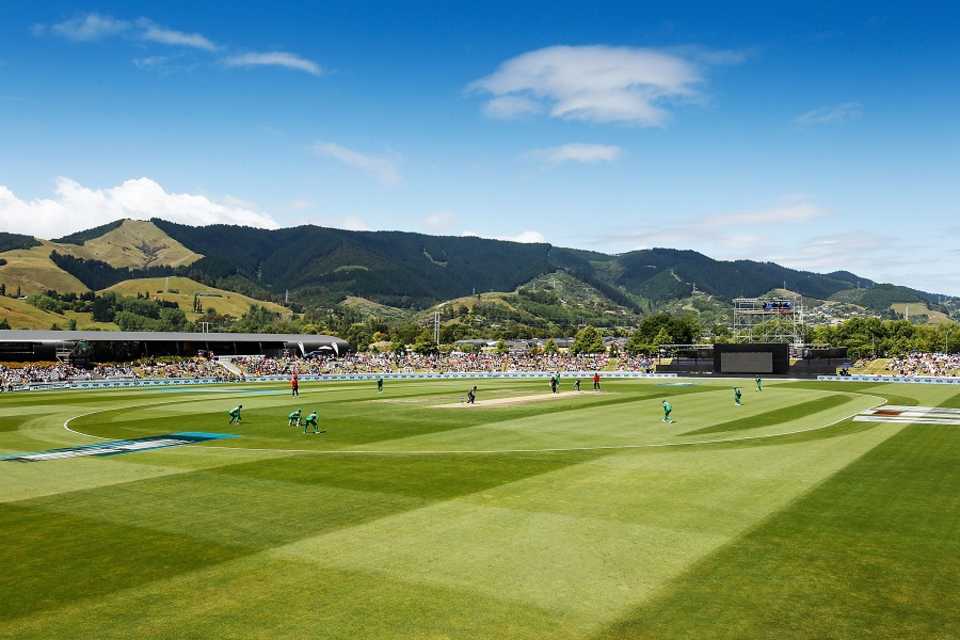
top-left (1, 377), bottom-right (959, 639)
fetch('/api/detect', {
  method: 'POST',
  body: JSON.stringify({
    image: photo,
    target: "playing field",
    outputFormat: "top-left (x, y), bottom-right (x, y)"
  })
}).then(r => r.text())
top-left (2, 377), bottom-right (959, 639)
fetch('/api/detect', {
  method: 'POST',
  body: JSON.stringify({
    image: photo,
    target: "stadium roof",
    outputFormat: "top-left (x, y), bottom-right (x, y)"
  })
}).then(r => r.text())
top-left (0, 330), bottom-right (348, 346)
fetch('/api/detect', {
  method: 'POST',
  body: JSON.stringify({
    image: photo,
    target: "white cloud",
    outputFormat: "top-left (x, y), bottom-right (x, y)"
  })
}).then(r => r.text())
top-left (795, 102), bottom-right (863, 126)
top-left (0, 177), bottom-right (279, 239)
top-left (702, 197), bottom-right (826, 226)
top-left (138, 21), bottom-right (217, 51)
top-left (40, 14), bottom-right (217, 52)
top-left (527, 143), bottom-right (623, 164)
top-left (45, 13), bottom-right (129, 41)
top-left (289, 199), bottom-right (313, 211)
top-left (456, 229), bottom-right (546, 244)
top-left (133, 55), bottom-right (169, 69)
top-left (313, 142), bottom-right (401, 186)
top-left (423, 211), bottom-right (457, 231)
top-left (339, 216), bottom-right (370, 231)
top-left (483, 96), bottom-right (542, 119)
top-left (469, 45), bottom-right (726, 125)
top-left (505, 230), bottom-right (546, 243)
top-left (223, 52), bottom-right (323, 76)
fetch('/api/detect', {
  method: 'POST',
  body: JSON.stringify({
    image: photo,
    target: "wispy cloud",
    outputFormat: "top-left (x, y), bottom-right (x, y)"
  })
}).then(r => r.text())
top-left (37, 13), bottom-right (323, 77)
top-left (505, 230), bottom-right (547, 243)
top-left (137, 20), bottom-right (217, 51)
top-left (795, 102), bottom-right (863, 126)
top-left (423, 211), bottom-right (457, 231)
top-left (702, 197), bottom-right (826, 226)
top-left (483, 96), bottom-right (542, 119)
top-left (0, 177), bottom-right (279, 239)
top-left (223, 51), bottom-right (323, 76)
top-left (339, 216), bottom-right (370, 231)
top-left (38, 13), bottom-right (217, 52)
top-left (526, 143), bottom-right (623, 165)
top-left (41, 13), bottom-right (130, 41)
top-left (468, 44), bottom-right (742, 126)
top-left (313, 142), bottom-right (401, 186)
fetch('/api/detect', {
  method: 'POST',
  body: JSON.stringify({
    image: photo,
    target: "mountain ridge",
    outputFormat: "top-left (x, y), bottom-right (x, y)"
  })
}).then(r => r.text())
top-left (1, 219), bottom-right (955, 324)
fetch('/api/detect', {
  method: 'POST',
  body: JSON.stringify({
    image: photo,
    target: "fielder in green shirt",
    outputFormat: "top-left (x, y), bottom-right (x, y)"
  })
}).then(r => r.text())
top-left (288, 408), bottom-right (303, 427)
top-left (734, 387), bottom-right (743, 406)
top-left (303, 410), bottom-right (323, 434)
top-left (662, 400), bottom-right (673, 423)
top-left (755, 376), bottom-right (763, 392)
top-left (228, 404), bottom-right (243, 424)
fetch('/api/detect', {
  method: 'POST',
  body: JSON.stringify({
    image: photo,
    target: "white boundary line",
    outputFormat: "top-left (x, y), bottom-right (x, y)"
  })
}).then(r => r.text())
top-left (60, 393), bottom-right (889, 457)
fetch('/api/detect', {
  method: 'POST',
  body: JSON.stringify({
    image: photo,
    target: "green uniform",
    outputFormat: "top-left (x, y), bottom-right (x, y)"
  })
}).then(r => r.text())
top-left (734, 388), bottom-right (742, 405)
top-left (755, 376), bottom-right (763, 391)
top-left (377, 378), bottom-right (384, 392)
top-left (662, 401), bottom-right (673, 423)
top-left (303, 411), bottom-right (321, 433)
top-left (228, 405), bottom-right (242, 424)
top-left (288, 409), bottom-right (302, 427)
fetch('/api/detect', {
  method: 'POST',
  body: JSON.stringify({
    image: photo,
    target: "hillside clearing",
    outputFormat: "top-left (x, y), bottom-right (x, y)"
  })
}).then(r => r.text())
top-left (101, 276), bottom-right (291, 320)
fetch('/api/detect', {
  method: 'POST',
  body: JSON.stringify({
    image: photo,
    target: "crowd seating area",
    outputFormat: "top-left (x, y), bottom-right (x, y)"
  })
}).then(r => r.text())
top-left (0, 356), bottom-right (230, 389)
top-left (233, 352), bottom-right (657, 376)
top-left (889, 352), bottom-right (960, 377)
top-left (1, 351), bottom-right (659, 389)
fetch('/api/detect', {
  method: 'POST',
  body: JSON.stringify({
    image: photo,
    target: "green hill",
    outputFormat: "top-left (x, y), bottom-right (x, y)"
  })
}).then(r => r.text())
top-left (3, 218), bottom-right (955, 329)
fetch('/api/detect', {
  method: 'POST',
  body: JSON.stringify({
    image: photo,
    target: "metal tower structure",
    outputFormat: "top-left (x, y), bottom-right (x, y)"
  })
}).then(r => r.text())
top-left (732, 295), bottom-right (805, 345)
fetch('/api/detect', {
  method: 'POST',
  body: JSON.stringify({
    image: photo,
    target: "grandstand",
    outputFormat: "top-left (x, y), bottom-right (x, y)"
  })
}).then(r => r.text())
top-left (0, 330), bottom-right (349, 362)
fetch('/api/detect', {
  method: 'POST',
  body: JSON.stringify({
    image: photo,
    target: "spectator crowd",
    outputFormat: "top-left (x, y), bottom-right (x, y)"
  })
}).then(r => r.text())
top-left (888, 352), bottom-right (960, 377)
top-left (233, 351), bottom-right (657, 376)
top-left (0, 356), bottom-right (230, 390)
top-left (1, 351), bottom-right (657, 389)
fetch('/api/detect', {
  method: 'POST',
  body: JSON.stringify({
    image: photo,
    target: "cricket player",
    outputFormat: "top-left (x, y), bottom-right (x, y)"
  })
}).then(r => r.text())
top-left (734, 387), bottom-right (743, 406)
top-left (574, 379), bottom-right (581, 392)
top-left (592, 372), bottom-right (601, 391)
top-left (288, 408), bottom-right (303, 427)
top-left (291, 372), bottom-right (299, 397)
top-left (662, 400), bottom-right (673, 423)
top-left (466, 386), bottom-right (477, 405)
top-left (755, 375), bottom-right (763, 392)
top-left (303, 410), bottom-right (323, 434)
top-left (228, 404), bottom-right (243, 424)
top-left (550, 375), bottom-right (559, 394)
top-left (377, 377), bottom-right (384, 393)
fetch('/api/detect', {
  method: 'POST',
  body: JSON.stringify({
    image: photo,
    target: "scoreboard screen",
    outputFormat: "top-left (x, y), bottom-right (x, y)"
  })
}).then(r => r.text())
top-left (714, 343), bottom-right (790, 374)
top-left (763, 301), bottom-right (793, 313)
top-left (720, 352), bottom-right (774, 374)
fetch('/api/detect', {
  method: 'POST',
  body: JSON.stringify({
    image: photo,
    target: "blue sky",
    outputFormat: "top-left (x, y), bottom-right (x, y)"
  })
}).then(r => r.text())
top-left (1, 1), bottom-right (958, 293)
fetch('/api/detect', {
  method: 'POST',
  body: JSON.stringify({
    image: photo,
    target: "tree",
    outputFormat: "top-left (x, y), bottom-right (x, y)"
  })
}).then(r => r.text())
top-left (495, 339), bottom-right (508, 354)
top-left (572, 325), bottom-right (604, 354)
top-left (67, 318), bottom-right (78, 330)
top-left (412, 331), bottom-right (439, 355)
top-left (92, 294), bottom-right (116, 322)
top-left (0, 318), bottom-right (10, 329)
top-left (543, 338), bottom-right (559, 354)
top-left (652, 327), bottom-right (673, 347)
top-left (625, 330), bottom-right (651, 355)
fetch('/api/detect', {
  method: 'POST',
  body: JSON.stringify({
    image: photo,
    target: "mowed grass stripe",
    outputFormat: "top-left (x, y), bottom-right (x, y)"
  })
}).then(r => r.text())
top-left (70, 383), bottom-right (717, 450)
top-left (0, 503), bottom-right (249, 622)
top-left (596, 425), bottom-right (960, 640)
top-left (937, 390), bottom-right (960, 408)
top-left (681, 394), bottom-right (851, 437)
top-left (0, 448), bottom-right (604, 622)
